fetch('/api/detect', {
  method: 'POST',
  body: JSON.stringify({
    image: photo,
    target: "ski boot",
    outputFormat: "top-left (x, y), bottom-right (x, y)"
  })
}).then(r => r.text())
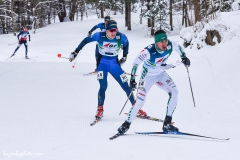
top-left (118, 121), bottom-right (131, 134)
top-left (95, 106), bottom-right (103, 119)
top-left (138, 109), bottom-right (147, 117)
top-left (162, 116), bottom-right (178, 132)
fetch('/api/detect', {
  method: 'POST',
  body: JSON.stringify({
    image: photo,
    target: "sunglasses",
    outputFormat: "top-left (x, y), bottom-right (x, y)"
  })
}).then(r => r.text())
top-left (109, 29), bottom-right (117, 32)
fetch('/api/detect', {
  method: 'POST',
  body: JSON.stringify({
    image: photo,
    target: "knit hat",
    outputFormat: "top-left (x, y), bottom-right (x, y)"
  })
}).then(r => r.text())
top-left (104, 16), bottom-right (110, 22)
top-left (154, 33), bottom-right (168, 43)
top-left (106, 20), bottom-right (117, 30)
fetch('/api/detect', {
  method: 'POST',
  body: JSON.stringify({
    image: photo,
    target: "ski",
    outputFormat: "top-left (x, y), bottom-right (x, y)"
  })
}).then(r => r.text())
top-left (124, 113), bottom-right (174, 124)
top-left (5, 54), bottom-right (15, 61)
top-left (8, 42), bottom-right (18, 46)
top-left (90, 116), bottom-right (103, 126)
top-left (25, 58), bottom-right (36, 61)
top-left (109, 133), bottom-right (122, 140)
top-left (83, 71), bottom-right (97, 76)
top-left (135, 131), bottom-right (230, 141)
top-left (83, 71), bottom-right (134, 76)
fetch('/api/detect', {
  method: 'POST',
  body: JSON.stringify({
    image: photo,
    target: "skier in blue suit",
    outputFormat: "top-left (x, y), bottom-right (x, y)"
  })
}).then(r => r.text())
top-left (69, 20), bottom-right (147, 119)
top-left (12, 27), bottom-right (31, 59)
top-left (88, 16), bottom-right (111, 63)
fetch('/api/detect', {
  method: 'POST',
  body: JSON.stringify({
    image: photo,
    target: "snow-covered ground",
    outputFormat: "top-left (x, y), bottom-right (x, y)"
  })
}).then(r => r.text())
top-left (0, 11), bottom-right (240, 160)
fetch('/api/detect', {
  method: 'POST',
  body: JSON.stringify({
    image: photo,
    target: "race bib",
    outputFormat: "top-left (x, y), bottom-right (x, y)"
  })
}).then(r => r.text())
top-left (138, 80), bottom-right (145, 88)
top-left (120, 73), bottom-right (128, 83)
top-left (97, 71), bottom-right (104, 80)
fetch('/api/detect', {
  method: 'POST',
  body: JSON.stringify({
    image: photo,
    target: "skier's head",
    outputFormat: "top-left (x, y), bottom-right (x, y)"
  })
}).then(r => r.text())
top-left (23, 26), bottom-right (28, 32)
top-left (104, 16), bottom-right (111, 23)
top-left (154, 30), bottom-right (168, 51)
top-left (106, 20), bottom-right (118, 39)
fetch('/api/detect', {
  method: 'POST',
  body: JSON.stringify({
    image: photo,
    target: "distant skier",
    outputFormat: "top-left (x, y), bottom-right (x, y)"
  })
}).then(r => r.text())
top-left (88, 16), bottom-right (111, 65)
top-left (117, 29), bottom-right (191, 134)
top-left (12, 27), bottom-right (31, 59)
top-left (69, 20), bottom-right (147, 120)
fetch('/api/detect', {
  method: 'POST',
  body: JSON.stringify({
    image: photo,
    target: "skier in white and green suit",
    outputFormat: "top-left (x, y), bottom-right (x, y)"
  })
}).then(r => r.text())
top-left (117, 29), bottom-right (191, 134)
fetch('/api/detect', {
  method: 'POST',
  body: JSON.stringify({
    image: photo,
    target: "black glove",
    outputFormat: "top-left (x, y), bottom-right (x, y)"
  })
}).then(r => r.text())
top-left (119, 57), bottom-right (127, 65)
top-left (29, 39), bottom-right (31, 42)
top-left (88, 31), bottom-right (92, 36)
top-left (182, 57), bottom-right (190, 67)
top-left (69, 51), bottom-right (78, 62)
top-left (130, 79), bottom-right (137, 91)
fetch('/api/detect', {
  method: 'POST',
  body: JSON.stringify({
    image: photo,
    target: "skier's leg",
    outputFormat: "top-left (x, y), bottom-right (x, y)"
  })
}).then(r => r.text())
top-left (118, 73), bottom-right (157, 134)
top-left (109, 61), bottom-right (135, 105)
top-left (155, 72), bottom-right (178, 117)
top-left (13, 43), bottom-right (22, 54)
top-left (97, 61), bottom-right (109, 107)
top-left (23, 42), bottom-right (28, 57)
top-left (126, 74), bottom-right (157, 123)
top-left (155, 72), bottom-right (179, 131)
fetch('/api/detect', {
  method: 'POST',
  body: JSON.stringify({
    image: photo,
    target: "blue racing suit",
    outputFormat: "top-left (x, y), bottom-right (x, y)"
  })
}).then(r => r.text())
top-left (14, 30), bottom-right (30, 56)
top-left (74, 32), bottom-right (135, 107)
top-left (89, 23), bottom-right (106, 61)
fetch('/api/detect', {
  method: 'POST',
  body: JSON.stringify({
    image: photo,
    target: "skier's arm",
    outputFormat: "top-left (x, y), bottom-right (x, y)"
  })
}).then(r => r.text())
top-left (171, 40), bottom-right (186, 58)
top-left (69, 32), bottom-right (100, 62)
top-left (171, 40), bottom-right (190, 67)
top-left (74, 32), bottom-right (100, 53)
top-left (17, 32), bottom-right (21, 40)
top-left (121, 33), bottom-right (129, 57)
top-left (88, 23), bottom-right (101, 35)
top-left (130, 49), bottom-right (150, 80)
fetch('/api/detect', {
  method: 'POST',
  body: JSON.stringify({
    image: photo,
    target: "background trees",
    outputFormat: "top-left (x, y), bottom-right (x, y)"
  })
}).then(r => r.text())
top-left (0, 0), bottom-right (238, 35)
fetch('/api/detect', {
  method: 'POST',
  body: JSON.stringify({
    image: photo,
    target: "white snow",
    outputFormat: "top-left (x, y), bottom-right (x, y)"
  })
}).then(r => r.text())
top-left (1, 11), bottom-right (240, 160)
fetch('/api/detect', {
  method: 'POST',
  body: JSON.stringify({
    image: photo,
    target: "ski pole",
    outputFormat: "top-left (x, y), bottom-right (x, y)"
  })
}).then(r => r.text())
top-left (72, 50), bottom-right (82, 68)
top-left (186, 67), bottom-right (196, 107)
top-left (119, 90), bottom-right (133, 115)
top-left (57, 53), bottom-right (69, 59)
top-left (8, 42), bottom-right (18, 46)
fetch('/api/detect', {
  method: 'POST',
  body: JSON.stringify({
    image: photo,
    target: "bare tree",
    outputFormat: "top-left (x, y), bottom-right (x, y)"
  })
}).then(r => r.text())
top-left (169, 0), bottom-right (173, 30)
top-left (194, 0), bottom-right (201, 23)
top-left (57, 0), bottom-right (66, 22)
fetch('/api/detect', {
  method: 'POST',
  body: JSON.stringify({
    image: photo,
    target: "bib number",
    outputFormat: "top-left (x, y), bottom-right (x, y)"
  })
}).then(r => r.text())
top-left (138, 80), bottom-right (145, 89)
top-left (97, 71), bottom-right (104, 80)
top-left (120, 73), bottom-right (128, 83)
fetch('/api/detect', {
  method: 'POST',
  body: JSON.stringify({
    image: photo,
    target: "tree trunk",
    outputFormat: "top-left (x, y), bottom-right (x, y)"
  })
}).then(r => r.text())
top-left (151, 17), bottom-right (154, 36)
top-left (69, 0), bottom-right (78, 21)
top-left (125, 0), bottom-right (128, 27)
top-left (140, 7), bottom-right (142, 24)
top-left (57, 0), bottom-right (66, 22)
top-left (147, 0), bottom-right (151, 27)
top-left (100, 3), bottom-right (104, 18)
top-left (182, 1), bottom-right (185, 26)
top-left (185, 0), bottom-right (188, 27)
top-left (11, 0), bottom-right (16, 35)
top-left (194, 0), bottom-right (201, 23)
top-left (127, 0), bottom-right (131, 30)
top-left (169, 0), bottom-right (173, 31)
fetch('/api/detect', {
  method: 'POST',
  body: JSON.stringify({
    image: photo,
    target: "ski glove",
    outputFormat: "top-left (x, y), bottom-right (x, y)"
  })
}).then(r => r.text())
top-left (119, 57), bottom-right (127, 66)
top-left (182, 57), bottom-right (190, 67)
top-left (130, 79), bottom-right (137, 91)
top-left (88, 31), bottom-right (92, 36)
top-left (69, 51), bottom-right (78, 62)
